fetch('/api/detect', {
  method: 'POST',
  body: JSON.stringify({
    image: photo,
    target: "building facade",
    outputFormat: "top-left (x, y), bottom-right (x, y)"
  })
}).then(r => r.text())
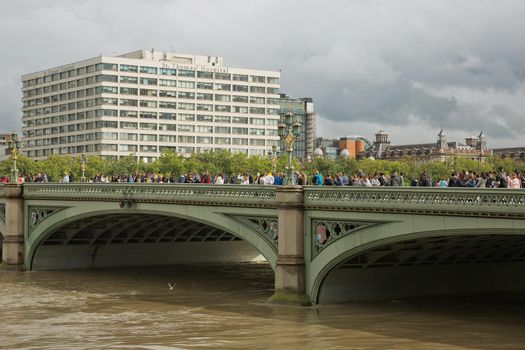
top-left (360, 130), bottom-right (493, 161)
top-left (278, 94), bottom-right (315, 160)
top-left (0, 134), bottom-right (11, 161)
top-left (21, 49), bottom-right (281, 161)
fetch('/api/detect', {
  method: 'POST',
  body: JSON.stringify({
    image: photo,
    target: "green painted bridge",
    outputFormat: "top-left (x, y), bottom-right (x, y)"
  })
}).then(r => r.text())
top-left (2, 183), bottom-right (525, 304)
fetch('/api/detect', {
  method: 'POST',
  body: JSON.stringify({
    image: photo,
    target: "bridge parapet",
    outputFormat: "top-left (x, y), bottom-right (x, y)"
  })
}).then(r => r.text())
top-left (23, 183), bottom-right (277, 208)
top-left (304, 187), bottom-right (525, 218)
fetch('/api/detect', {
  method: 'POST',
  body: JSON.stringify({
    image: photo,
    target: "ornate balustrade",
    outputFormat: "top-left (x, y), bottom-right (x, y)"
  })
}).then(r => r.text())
top-left (23, 183), bottom-right (277, 208)
top-left (304, 186), bottom-right (525, 218)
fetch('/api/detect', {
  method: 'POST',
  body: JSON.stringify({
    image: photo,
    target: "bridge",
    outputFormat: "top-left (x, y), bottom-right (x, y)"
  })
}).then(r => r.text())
top-left (2, 183), bottom-right (525, 305)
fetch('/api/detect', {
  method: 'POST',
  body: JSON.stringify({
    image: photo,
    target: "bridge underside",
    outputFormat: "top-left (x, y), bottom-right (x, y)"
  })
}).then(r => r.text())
top-left (31, 214), bottom-right (265, 270)
top-left (319, 234), bottom-right (525, 303)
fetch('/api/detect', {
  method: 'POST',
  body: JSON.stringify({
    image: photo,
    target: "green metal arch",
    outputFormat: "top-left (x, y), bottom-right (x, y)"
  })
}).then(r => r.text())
top-left (307, 214), bottom-right (525, 304)
top-left (25, 201), bottom-right (278, 271)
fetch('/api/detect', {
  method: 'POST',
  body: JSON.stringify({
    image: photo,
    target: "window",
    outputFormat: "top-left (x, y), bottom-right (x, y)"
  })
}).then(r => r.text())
top-left (95, 109), bottom-right (118, 117)
top-left (178, 124), bottom-right (195, 132)
top-left (178, 91), bottom-right (195, 99)
top-left (120, 64), bottom-right (138, 73)
top-left (159, 123), bottom-right (177, 131)
top-left (196, 125), bottom-right (213, 133)
top-left (159, 79), bottom-right (177, 87)
top-left (140, 100), bottom-right (157, 108)
top-left (233, 85), bottom-right (248, 92)
top-left (140, 134), bottom-right (158, 141)
top-left (250, 96), bottom-right (265, 104)
top-left (140, 145), bottom-right (158, 152)
top-left (233, 95), bottom-right (248, 103)
top-left (95, 120), bottom-right (118, 128)
top-left (215, 105), bottom-right (231, 112)
top-left (215, 137), bottom-right (231, 145)
top-left (197, 136), bottom-right (213, 144)
top-left (159, 112), bottom-right (176, 120)
top-left (96, 75), bottom-right (118, 83)
top-left (120, 144), bottom-right (138, 152)
top-left (196, 104), bottom-right (213, 111)
top-left (250, 107), bottom-right (265, 114)
top-left (232, 127), bottom-right (248, 135)
top-left (178, 146), bottom-right (194, 154)
top-left (178, 69), bottom-right (195, 77)
top-left (214, 116), bottom-right (231, 123)
top-left (250, 139), bottom-right (265, 146)
top-left (233, 74), bottom-right (248, 82)
top-left (214, 73), bottom-right (231, 80)
top-left (120, 76), bottom-right (138, 84)
top-left (120, 110), bottom-right (138, 118)
top-left (96, 86), bottom-right (118, 94)
top-left (267, 108), bottom-right (279, 115)
top-left (215, 126), bottom-right (231, 134)
top-left (179, 81), bottom-right (195, 89)
top-left (233, 106), bottom-right (249, 113)
top-left (140, 66), bottom-right (158, 74)
top-left (178, 135), bottom-right (195, 143)
top-left (139, 123), bottom-right (157, 130)
top-left (197, 71), bottom-right (213, 79)
top-left (267, 87), bottom-right (279, 94)
top-left (250, 75), bottom-right (265, 83)
top-left (159, 90), bottom-right (177, 98)
top-left (250, 86), bottom-right (265, 93)
top-left (215, 94), bottom-right (231, 102)
top-left (232, 116), bottom-right (248, 124)
top-left (140, 112), bottom-right (157, 119)
top-left (196, 114), bottom-right (213, 122)
top-left (159, 135), bottom-right (176, 142)
top-left (159, 101), bottom-right (176, 109)
top-left (250, 128), bottom-right (265, 136)
top-left (267, 77), bottom-right (279, 84)
top-left (232, 138), bottom-right (248, 145)
top-left (178, 102), bottom-right (195, 110)
top-left (177, 113), bottom-right (195, 121)
top-left (266, 118), bottom-right (278, 126)
top-left (160, 68), bottom-right (176, 76)
top-left (140, 78), bottom-right (157, 85)
top-left (250, 117), bottom-right (265, 125)
top-left (120, 87), bottom-right (138, 95)
top-left (267, 98), bottom-right (280, 105)
top-left (197, 82), bottom-right (213, 90)
top-left (140, 89), bottom-right (158, 96)
top-left (197, 93), bottom-right (213, 100)
top-left (120, 132), bottom-right (138, 141)
top-left (96, 63), bottom-right (118, 71)
top-left (214, 83), bottom-right (231, 91)
top-left (99, 97), bottom-right (118, 105)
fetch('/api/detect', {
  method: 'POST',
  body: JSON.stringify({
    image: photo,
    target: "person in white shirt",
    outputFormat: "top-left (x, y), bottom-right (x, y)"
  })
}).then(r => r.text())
top-left (264, 172), bottom-right (275, 185)
top-left (214, 175), bottom-right (224, 184)
top-left (62, 173), bottom-right (70, 183)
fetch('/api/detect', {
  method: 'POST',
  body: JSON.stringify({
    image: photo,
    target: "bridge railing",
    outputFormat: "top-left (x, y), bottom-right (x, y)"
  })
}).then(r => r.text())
top-left (23, 183), bottom-right (277, 208)
top-left (303, 186), bottom-right (525, 218)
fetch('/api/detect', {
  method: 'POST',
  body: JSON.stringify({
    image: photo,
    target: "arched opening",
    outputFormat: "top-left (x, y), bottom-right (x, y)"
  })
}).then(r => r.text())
top-left (30, 213), bottom-right (272, 270)
top-left (317, 233), bottom-right (525, 304)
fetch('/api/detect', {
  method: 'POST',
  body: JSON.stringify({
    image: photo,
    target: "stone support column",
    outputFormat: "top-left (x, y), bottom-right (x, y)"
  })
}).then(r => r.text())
top-left (270, 186), bottom-right (309, 305)
top-left (2, 184), bottom-right (25, 267)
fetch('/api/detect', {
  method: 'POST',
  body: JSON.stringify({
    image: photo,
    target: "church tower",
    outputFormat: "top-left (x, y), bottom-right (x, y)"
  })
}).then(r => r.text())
top-left (437, 129), bottom-right (448, 149)
top-left (477, 130), bottom-right (487, 150)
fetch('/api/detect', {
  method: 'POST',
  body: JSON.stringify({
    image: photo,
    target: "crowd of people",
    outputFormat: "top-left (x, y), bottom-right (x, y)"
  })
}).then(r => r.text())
top-left (2, 167), bottom-right (524, 188)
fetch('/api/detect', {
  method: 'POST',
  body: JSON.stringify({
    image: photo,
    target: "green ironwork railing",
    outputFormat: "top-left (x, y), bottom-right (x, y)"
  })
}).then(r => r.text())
top-left (22, 183), bottom-right (278, 208)
top-left (303, 186), bottom-right (525, 218)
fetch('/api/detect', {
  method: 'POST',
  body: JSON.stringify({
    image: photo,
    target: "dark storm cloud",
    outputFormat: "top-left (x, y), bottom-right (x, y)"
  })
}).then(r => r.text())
top-left (1, 0), bottom-right (525, 147)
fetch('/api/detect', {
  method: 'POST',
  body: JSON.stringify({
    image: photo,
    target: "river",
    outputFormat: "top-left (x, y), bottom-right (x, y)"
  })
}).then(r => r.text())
top-left (1, 263), bottom-right (525, 349)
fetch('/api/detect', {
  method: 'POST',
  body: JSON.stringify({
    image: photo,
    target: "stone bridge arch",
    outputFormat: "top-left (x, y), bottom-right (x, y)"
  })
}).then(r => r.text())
top-left (308, 214), bottom-right (525, 304)
top-left (26, 201), bottom-right (278, 271)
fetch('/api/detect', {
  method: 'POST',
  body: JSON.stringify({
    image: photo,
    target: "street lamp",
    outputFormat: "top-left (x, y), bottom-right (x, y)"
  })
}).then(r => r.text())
top-left (278, 110), bottom-right (301, 186)
top-left (80, 154), bottom-right (88, 182)
top-left (7, 133), bottom-right (21, 184)
top-left (268, 144), bottom-right (278, 172)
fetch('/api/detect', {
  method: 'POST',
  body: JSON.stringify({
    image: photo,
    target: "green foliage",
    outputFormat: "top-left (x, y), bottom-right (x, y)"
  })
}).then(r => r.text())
top-left (9, 149), bottom-right (525, 183)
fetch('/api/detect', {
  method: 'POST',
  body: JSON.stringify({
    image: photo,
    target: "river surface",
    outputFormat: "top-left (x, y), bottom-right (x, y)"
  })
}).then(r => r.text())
top-left (1, 263), bottom-right (525, 349)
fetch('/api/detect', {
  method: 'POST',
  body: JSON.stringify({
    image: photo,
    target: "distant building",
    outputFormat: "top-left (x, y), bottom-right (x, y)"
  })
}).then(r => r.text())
top-left (0, 133), bottom-right (12, 161)
top-left (492, 147), bottom-right (525, 161)
top-left (314, 135), bottom-right (371, 159)
top-left (278, 94), bottom-right (315, 160)
top-left (21, 49), bottom-right (281, 162)
top-left (359, 130), bottom-right (492, 161)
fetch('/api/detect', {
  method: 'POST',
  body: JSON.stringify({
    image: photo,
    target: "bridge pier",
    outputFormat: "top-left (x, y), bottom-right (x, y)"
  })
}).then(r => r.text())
top-left (1, 184), bottom-right (25, 268)
top-left (270, 186), bottom-right (309, 305)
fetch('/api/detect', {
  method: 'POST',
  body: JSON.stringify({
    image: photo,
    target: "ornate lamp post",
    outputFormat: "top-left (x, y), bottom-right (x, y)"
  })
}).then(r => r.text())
top-left (278, 110), bottom-right (301, 186)
top-left (7, 133), bottom-right (21, 184)
top-left (268, 144), bottom-right (278, 172)
top-left (80, 154), bottom-right (88, 182)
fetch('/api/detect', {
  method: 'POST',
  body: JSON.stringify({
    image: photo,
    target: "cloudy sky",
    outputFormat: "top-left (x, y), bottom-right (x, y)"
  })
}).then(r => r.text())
top-left (1, 0), bottom-right (524, 148)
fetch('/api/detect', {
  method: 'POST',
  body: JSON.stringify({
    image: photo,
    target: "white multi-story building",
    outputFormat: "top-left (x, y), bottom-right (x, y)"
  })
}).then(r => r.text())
top-left (21, 49), bottom-right (281, 162)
